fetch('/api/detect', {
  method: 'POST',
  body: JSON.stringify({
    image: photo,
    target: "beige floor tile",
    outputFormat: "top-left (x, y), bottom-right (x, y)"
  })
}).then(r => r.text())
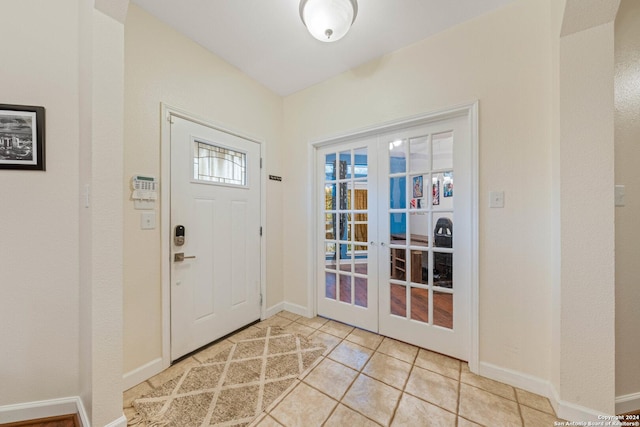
top-left (328, 340), bottom-right (373, 370)
top-left (320, 319), bottom-right (355, 338)
top-left (123, 381), bottom-right (153, 407)
top-left (391, 393), bottom-right (457, 427)
top-left (270, 382), bottom-right (337, 427)
top-left (460, 370), bottom-right (516, 401)
top-left (405, 366), bottom-right (459, 413)
top-left (377, 337), bottom-right (419, 364)
top-left (255, 315), bottom-right (294, 329)
top-left (324, 404), bottom-right (381, 427)
top-left (307, 330), bottom-right (342, 355)
top-left (192, 339), bottom-right (234, 363)
top-left (147, 356), bottom-right (200, 388)
top-left (276, 311), bottom-right (301, 321)
top-left (457, 416), bottom-right (483, 427)
top-left (303, 357), bottom-right (358, 399)
top-left (521, 405), bottom-right (563, 426)
top-left (281, 321), bottom-right (316, 338)
top-left (459, 383), bottom-right (522, 427)
top-left (295, 316), bottom-right (329, 329)
top-left (516, 388), bottom-right (555, 415)
top-left (362, 352), bottom-right (411, 390)
top-left (252, 414), bottom-right (285, 427)
top-left (345, 328), bottom-right (384, 350)
top-left (342, 374), bottom-right (401, 426)
top-left (123, 406), bottom-right (139, 424)
top-left (415, 348), bottom-right (461, 380)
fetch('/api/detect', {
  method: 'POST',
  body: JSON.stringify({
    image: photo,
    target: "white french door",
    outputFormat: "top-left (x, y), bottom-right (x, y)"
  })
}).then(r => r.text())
top-left (316, 111), bottom-right (474, 361)
top-left (316, 137), bottom-right (379, 332)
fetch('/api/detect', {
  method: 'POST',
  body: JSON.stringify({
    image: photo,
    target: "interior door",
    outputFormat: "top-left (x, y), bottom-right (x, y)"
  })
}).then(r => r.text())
top-left (317, 138), bottom-right (378, 331)
top-left (316, 113), bottom-right (472, 361)
top-left (378, 115), bottom-right (471, 361)
top-left (170, 115), bottom-right (261, 361)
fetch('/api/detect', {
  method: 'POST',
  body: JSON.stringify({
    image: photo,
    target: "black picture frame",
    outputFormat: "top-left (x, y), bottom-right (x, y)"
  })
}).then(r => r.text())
top-left (0, 104), bottom-right (45, 171)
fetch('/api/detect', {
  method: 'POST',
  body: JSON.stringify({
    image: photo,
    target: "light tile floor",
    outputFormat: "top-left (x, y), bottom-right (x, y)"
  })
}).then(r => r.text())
top-left (124, 311), bottom-right (564, 427)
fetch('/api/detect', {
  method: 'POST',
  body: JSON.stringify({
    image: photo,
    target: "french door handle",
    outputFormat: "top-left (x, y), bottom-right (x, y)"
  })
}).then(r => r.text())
top-left (370, 241), bottom-right (376, 246)
top-left (380, 242), bottom-right (386, 247)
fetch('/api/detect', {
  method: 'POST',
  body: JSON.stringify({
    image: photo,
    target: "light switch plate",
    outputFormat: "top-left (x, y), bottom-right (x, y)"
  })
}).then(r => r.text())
top-left (141, 212), bottom-right (156, 230)
top-left (489, 191), bottom-right (505, 208)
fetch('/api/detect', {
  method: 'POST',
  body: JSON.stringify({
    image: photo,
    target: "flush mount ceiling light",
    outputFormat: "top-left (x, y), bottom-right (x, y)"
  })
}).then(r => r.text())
top-left (299, 0), bottom-right (358, 42)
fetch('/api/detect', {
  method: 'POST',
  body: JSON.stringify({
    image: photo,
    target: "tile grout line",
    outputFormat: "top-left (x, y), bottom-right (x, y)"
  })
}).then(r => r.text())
top-left (387, 344), bottom-right (420, 426)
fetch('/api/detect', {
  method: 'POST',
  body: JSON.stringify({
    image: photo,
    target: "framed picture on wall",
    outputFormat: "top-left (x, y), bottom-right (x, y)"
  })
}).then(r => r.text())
top-left (412, 175), bottom-right (423, 198)
top-left (0, 104), bottom-right (45, 171)
top-left (432, 179), bottom-right (440, 205)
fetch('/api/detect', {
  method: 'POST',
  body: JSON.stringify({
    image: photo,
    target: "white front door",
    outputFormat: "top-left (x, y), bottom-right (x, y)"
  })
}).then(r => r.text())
top-left (170, 115), bottom-right (261, 361)
top-left (316, 112), bottom-right (473, 361)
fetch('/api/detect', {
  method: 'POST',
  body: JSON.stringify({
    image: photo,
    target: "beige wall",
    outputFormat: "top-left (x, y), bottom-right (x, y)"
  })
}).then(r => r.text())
top-left (558, 21), bottom-right (616, 415)
top-left (283, 0), bottom-right (554, 381)
top-left (123, 5), bottom-right (284, 375)
top-left (615, 0), bottom-right (640, 402)
top-left (0, 0), bottom-right (81, 406)
top-left (0, 2), bottom-right (125, 425)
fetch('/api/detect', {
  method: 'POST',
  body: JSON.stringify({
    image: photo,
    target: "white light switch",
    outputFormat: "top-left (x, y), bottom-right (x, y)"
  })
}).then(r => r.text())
top-left (141, 212), bottom-right (156, 230)
top-left (489, 191), bottom-right (505, 208)
top-left (615, 185), bottom-right (625, 207)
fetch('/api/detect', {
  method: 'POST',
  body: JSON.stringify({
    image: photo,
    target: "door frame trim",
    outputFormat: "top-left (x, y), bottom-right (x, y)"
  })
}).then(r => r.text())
top-left (160, 103), bottom-right (267, 370)
top-left (308, 102), bottom-right (479, 371)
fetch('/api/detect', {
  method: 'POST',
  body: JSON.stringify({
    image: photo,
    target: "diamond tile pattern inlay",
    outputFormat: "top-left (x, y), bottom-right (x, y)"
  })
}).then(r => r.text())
top-left (130, 327), bottom-right (324, 426)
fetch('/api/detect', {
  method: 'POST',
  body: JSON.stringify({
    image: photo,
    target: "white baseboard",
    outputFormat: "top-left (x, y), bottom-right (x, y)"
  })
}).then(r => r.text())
top-left (0, 396), bottom-right (90, 426)
top-left (616, 391), bottom-right (640, 415)
top-left (265, 302), bottom-right (285, 319)
top-left (104, 414), bottom-right (128, 427)
top-left (283, 301), bottom-right (312, 317)
top-left (479, 361), bottom-right (615, 422)
top-left (478, 361), bottom-right (551, 398)
top-left (122, 357), bottom-right (164, 391)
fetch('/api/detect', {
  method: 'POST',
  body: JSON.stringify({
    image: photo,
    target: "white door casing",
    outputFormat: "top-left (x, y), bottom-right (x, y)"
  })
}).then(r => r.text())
top-left (170, 114), bottom-right (262, 361)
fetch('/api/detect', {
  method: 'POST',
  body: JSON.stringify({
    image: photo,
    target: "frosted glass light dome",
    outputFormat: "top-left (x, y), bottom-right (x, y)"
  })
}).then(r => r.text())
top-left (299, 0), bottom-right (358, 42)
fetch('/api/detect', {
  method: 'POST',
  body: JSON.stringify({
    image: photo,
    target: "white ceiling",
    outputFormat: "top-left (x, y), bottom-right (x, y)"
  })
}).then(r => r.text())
top-left (130, 0), bottom-right (517, 96)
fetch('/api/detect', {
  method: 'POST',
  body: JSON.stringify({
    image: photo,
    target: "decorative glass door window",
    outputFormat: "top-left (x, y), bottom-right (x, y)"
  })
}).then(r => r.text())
top-left (193, 140), bottom-right (246, 186)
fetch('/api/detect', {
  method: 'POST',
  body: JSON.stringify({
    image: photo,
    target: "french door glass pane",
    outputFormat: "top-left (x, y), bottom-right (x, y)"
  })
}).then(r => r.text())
top-left (432, 131), bottom-right (453, 170)
top-left (389, 177), bottom-right (406, 209)
top-left (433, 212), bottom-right (453, 248)
top-left (339, 274), bottom-right (352, 303)
top-left (410, 250), bottom-right (428, 285)
top-left (390, 248), bottom-right (407, 281)
top-left (410, 287), bottom-right (429, 323)
top-left (409, 136), bottom-right (430, 173)
top-left (390, 284), bottom-right (407, 317)
top-left (389, 139), bottom-right (406, 173)
top-left (355, 277), bottom-right (367, 308)
top-left (434, 291), bottom-right (453, 329)
top-left (325, 272), bottom-right (336, 300)
top-left (433, 252), bottom-right (453, 289)
top-left (340, 150), bottom-right (352, 179)
top-left (390, 213), bottom-right (406, 244)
